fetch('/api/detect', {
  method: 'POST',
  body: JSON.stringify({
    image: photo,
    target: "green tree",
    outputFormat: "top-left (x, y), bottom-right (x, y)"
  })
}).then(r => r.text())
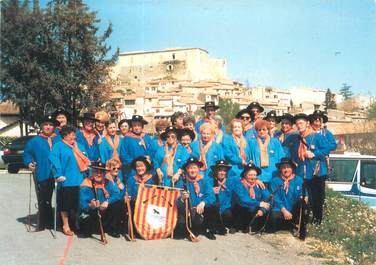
top-left (339, 83), bottom-right (353, 100)
top-left (324, 88), bottom-right (337, 110)
top-left (367, 101), bottom-right (376, 119)
top-left (217, 98), bottom-right (240, 131)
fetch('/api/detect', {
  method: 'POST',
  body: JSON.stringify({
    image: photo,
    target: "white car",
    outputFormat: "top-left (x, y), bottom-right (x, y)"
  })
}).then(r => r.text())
top-left (328, 152), bottom-right (376, 209)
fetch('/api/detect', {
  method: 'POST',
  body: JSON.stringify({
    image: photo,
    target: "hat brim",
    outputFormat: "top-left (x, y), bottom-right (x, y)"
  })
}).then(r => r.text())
top-left (241, 166), bottom-right (261, 178)
top-left (276, 161), bottom-right (297, 170)
top-left (160, 128), bottom-right (179, 141)
top-left (131, 157), bottom-right (152, 171)
top-left (177, 129), bottom-right (196, 141)
top-left (309, 114), bottom-right (328, 123)
top-left (183, 160), bottom-right (204, 170)
top-left (278, 116), bottom-right (294, 124)
top-left (127, 119), bottom-right (148, 126)
top-left (235, 109), bottom-right (253, 119)
top-left (40, 119), bottom-right (59, 127)
top-left (201, 106), bottom-right (220, 111)
top-left (248, 105), bottom-right (264, 113)
top-left (90, 165), bottom-right (108, 171)
top-left (211, 164), bottom-right (232, 172)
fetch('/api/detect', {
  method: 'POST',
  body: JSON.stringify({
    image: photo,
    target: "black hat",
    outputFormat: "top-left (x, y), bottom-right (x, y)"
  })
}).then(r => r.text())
top-left (118, 119), bottom-right (128, 128)
top-left (80, 112), bottom-right (100, 122)
top-left (39, 115), bottom-right (59, 127)
top-left (264, 110), bottom-right (280, 123)
top-left (241, 162), bottom-right (261, 178)
top-left (293, 113), bottom-right (310, 123)
top-left (276, 157), bottom-right (297, 170)
top-left (127, 115), bottom-right (148, 126)
top-left (309, 110), bottom-right (328, 123)
top-left (90, 161), bottom-right (107, 171)
top-left (235, 108), bottom-right (254, 120)
top-left (247, 102), bottom-right (264, 113)
top-left (201, 101), bottom-right (219, 111)
top-left (183, 157), bottom-right (203, 170)
top-left (211, 160), bottom-right (231, 172)
top-left (131, 156), bottom-right (153, 171)
top-left (53, 108), bottom-right (70, 119)
top-left (160, 126), bottom-right (179, 141)
top-left (278, 113), bottom-right (294, 124)
top-left (177, 128), bottom-right (196, 141)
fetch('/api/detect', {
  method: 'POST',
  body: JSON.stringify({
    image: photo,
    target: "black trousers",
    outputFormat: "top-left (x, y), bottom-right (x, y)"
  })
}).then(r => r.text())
top-left (176, 204), bottom-right (218, 235)
top-left (306, 176), bottom-right (326, 224)
top-left (233, 205), bottom-right (265, 231)
top-left (36, 178), bottom-right (55, 229)
top-left (268, 203), bottom-right (300, 232)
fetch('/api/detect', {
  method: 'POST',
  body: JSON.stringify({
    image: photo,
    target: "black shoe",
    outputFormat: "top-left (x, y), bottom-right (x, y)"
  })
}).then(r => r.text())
top-left (216, 226), bottom-right (227, 235)
top-left (241, 227), bottom-right (250, 233)
top-left (228, 228), bottom-right (237, 234)
top-left (205, 231), bottom-right (216, 240)
top-left (108, 231), bottom-right (121, 238)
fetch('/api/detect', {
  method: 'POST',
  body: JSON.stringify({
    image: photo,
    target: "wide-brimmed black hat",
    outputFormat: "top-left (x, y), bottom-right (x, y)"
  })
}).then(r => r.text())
top-left (127, 115), bottom-right (148, 126)
top-left (183, 157), bottom-right (203, 170)
top-left (90, 161), bottom-right (107, 171)
top-left (53, 108), bottom-right (70, 119)
top-left (309, 110), bottom-right (328, 123)
top-left (80, 112), bottom-right (100, 122)
top-left (241, 162), bottom-right (261, 178)
top-left (177, 128), bottom-right (196, 141)
top-left (276, 157), bottom-right (297, 170)
top-left (131, 156), bottom-right (153, 171)
top-left (201, 101), bottom-right (219, 111)
top-left (235, 108), bottom-right (254, 120)
top-left (278, 113), bottom-right (294, 124)
top-left (293, 113), bottom-right (310, 123)
top-left (264, 110), bottom-right (280, 123)
top-left (247, 102), bottom-right (264, 113)
top-left (211, 160), bottom-right (232, 172)
top-left (160, 126), bottom-right (179, 141)
top-left (39, 115), bottom-right (59, 127)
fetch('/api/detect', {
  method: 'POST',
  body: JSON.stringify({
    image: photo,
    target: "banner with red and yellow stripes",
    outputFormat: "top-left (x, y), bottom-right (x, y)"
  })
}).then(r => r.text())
top-left (134, 184), bottom-right (180, 240)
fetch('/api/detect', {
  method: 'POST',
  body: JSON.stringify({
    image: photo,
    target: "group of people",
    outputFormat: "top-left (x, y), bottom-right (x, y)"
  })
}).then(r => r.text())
top-left (23, 100), bottom-right (336, 241)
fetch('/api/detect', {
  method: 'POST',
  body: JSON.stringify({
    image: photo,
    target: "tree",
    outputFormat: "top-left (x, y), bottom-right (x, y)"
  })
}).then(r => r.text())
top-left (217, 98), bottom-right (240, 131)
top-left (324, 88), bottom-right (337, 111)
top-left (367, 101), bottom-right (376, 119)
top-left (0, 0), bottom-right (118, 129)
top-left (339, 83), bottom-right (353, 100)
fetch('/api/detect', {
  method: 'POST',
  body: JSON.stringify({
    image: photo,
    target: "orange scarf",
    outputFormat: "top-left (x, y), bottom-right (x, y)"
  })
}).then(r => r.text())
top-left (232, 133), bottom-right (247, 162)
top-left (134, 173), bottom-right (153, 184)
top-left (80, 128), bottom-right (96, 147)
top-left (81, 177), bottom-right (110, 199)
top-left (62, 140), bottom-right (91, 172)
top-left (216, 178), bottom-right (227, 191)
top-left (241, 178), bottom-right (256, 199)
top-left (298, 128), bottom-right (314, 161)
top-left (105, 173), bottom-right (123, 190)
top-left (199, 140), bottom-right (212, 171)
top-left (126, 131), bottom-right (147, 149)
top-left (39, 133), bottom-right (57, 150)
top-left (278, 128), bottom-right (295, 143)
top-left (188, 174), bottom-right (203, 195)
top-left (162, 143), bottom-right (178, 176)
top-left (256, 136), bottom-right (270, 168)
top-left (105, 134), bottom-right (120, 160)
top-left (282, 174), bottom-right (295, 194)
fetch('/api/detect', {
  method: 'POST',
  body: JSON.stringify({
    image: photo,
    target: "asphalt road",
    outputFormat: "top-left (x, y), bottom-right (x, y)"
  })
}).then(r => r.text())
top-left (0, 171), bottom-right (322, 265)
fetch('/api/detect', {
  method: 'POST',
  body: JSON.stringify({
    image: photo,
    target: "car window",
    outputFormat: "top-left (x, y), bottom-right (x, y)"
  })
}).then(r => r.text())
top-left (360, 161), bottom-right (376, 189)
top-left (329, 159), bottom-right (357, 182)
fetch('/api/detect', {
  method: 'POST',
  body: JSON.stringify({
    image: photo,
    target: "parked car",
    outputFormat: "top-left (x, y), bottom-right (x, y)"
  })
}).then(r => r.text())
top-left (0, 142), bottom-right (6, 169)
top-left (2, 136), bottom-right (35, 173)
top-left (328, 152), bottom-right (376, 209)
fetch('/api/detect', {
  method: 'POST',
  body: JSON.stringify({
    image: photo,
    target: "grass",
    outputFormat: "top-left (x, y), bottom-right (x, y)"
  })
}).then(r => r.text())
top-left (308, 189), bottom-right (376, 265)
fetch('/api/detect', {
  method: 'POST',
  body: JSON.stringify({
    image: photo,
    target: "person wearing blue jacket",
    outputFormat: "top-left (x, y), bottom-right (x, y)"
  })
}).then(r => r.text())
top-left (244, 102), bottom-right (265, 140)
top-left (23, 115), bottom-right (61, 230)
top-left (222, 119), bottom-right (251, 180)
top-left (176, 157), bottom-right (217, 240)
top-left (235, 108), bottom-right (255, 140)
top-left (53, 108), bottom-right (70, 135)
top-left (76, 112), bottom-right (100, 162)
top-left (309, 110), bottom-right (337, 153)
top-left (195, 101), bottom-right (225, 133)
top-left (191, 123), bottom-right (224, 179)
top-left (274, 113), bottom-right (299, 158)
top-left (149, 119), bottom-right (170, 158)
top-left (79, 162), bottom-right (124, 238)
top-left (264, 110), bottom-right (280, 137)
top-left (99, 119), bottom-right (122, 164)
top-left (269, 158), bottom-right (306, 232)
top-left (49, 125), bottom-right (90, 236)
top-left (249, 119), bottom-right (285, 186)
top-left (119, 115), bottom-right (153, 177)
top-left (291, 113), bottom-right (330, 225)
top-left (153, 126), bottom-right (189, 187)
top-left (233, 163), bottom-right (270, 233)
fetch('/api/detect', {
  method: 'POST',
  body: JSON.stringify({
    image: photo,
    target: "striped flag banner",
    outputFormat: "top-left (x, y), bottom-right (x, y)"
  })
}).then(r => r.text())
top-left (134, 184), bottom-right (180, 240)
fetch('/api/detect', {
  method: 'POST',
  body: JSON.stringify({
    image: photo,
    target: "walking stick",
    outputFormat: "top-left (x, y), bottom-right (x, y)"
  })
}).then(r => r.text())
top-left (183, 175), bottom-right (199, 242)
top-left (296, 164), bottom-right (308, 240)
top-left (91, 179), bottom-right (107, 245)
top-left (27, 172), bottom-right (32, 232)
top-left (53, 180), bottom-right (57, 239)
top-left (124, 187), bottom-right (135, 242)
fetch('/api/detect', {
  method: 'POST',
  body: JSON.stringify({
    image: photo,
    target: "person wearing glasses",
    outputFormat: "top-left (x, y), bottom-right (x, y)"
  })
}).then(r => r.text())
top-left (247, 102), bottom-right (264, 122)
top-left (195, 101), bottom-right (225, 134)
top-left (236, 108), bottom-right (255, 140)
top-left (153, 126), bottom-right (189, 187)
top-left (221, 119), bottom-right (251, 180)
top-left (248, 119), bottom-right (285, 188)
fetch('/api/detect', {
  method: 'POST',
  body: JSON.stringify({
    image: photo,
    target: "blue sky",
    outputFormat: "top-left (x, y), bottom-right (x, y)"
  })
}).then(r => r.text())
top-left (46, 0), bottom-right (376, 95)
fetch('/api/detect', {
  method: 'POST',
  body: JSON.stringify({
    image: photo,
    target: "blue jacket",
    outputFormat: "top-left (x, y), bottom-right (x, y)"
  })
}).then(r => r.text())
top-left (79, 181), bottom-right (108, 212)
top-left (49, 141), bottom-right (87, 187)
top-left (191, 140), bottom-right (224, 178)
top-left (317, 128), bottom-right (337, 152)
top-left (177, 176), bottom-right (215, 208)
top-left (270, 175), bottom-right (303, 212)
top-left (119, 133), bottom-right (153, 169)
top-left (290, 132), bottom-right (330, 179)
top-left (221, 134), bottom-right (251, 179)
top-left (127, 174), bottom-right (156, 200)
top-left (153, 144), bottom-right (189, 187)
top-left (274, 130), bottom-right (300, 158)
top-left (98, 135), bottom-right (122, 164)
top-left (75, 129), bottom-right (100, 162)
top-left (248, 137), bottom-right (285, 183)
top-left (244, 127), bottom-right (257, 140)
top-left (23, 134), bottom-right (61, 182)
top-left (105, 174), bottom-right (125, 204)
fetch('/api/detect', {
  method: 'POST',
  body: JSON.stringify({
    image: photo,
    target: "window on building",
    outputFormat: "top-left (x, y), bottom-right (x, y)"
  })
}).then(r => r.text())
top-left (172, 53), bottom-right (175, 60)
top-left (124, 100), bottom-right (136, 105)
top-left (167, 64), bottom-right (173, 71)
top-left (134, 76), bottom-right (138, 80)
top-left (274, 95), bottom-right (278, 99)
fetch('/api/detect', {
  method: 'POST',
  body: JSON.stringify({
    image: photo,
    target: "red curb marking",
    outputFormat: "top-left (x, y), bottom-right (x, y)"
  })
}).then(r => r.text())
top-left (58, 235), bottom-right (74, 265)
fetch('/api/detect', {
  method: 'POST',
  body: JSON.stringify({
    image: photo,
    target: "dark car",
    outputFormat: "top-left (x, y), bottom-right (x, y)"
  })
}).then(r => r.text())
top-left (2, 135), bottom-right (35, 173)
